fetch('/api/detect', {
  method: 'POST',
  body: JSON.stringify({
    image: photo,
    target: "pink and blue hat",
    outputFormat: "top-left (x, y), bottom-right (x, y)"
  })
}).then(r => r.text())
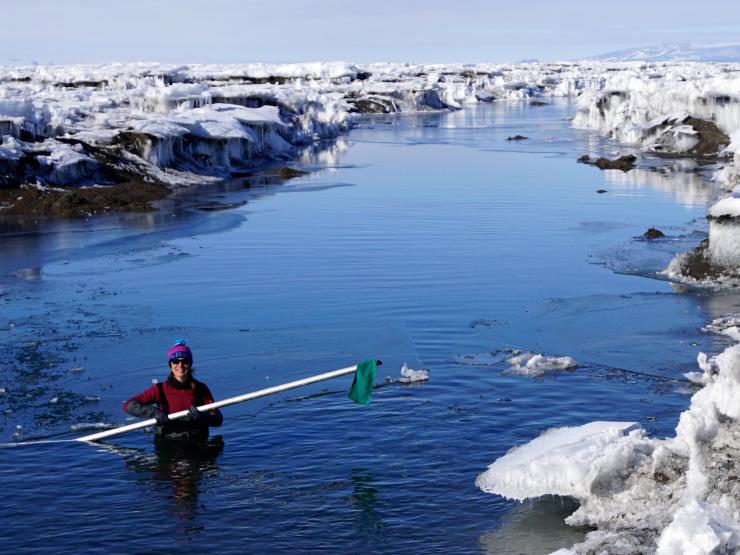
top-left (167, 339), bottom-right (193, 363)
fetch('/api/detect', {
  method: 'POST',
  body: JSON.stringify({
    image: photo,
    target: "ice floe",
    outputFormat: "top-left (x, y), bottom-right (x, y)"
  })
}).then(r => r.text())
top-left (453, 349), bottom-right (577, 377)
top-left (504, 351), bottom-right (577, 377)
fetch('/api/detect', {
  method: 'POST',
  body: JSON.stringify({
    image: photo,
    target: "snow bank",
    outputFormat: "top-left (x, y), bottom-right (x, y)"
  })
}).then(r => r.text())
top-left (477, 318), bottom-right (740, 554)
top-left (0, 60), bottom-right (635, 188)
top-left (572, 64), bottom-right (740, 152)
top-left (2, 60), bottom-right (738, 192)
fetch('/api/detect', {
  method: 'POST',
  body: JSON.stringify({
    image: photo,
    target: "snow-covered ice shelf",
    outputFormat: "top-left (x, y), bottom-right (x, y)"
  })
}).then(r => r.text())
top-left (2, 60), bottom-right (737, 194)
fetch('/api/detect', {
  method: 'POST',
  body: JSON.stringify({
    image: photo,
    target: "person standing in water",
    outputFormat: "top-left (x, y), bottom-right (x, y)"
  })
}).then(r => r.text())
top-left (124, 340), bottom-right (223, 442)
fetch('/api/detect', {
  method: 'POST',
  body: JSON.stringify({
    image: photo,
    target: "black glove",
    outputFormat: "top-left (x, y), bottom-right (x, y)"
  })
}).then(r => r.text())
top-left (126, 400), bottom-right (169, 425)
top-left (186, 406), bottom-right (202, 422)
top-left (154, 410), bottom-right (170, 426)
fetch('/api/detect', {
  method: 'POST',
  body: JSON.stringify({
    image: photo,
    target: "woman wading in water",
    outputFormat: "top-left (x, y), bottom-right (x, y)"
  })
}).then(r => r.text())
top-left (124, 340), bottom-right (223, 442)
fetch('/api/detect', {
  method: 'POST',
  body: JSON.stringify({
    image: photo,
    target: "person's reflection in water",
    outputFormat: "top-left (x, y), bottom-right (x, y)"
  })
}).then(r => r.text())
top-left (152, 436), bottom-right (225, 521)
top-left (122, 436), bottom-right (225, 530)
top-left (350, 469), bottom-right (385, 537)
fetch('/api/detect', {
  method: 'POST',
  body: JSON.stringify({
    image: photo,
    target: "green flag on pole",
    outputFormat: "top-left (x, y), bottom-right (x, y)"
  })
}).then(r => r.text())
top-left (348, 359), bottom-right (377, 405)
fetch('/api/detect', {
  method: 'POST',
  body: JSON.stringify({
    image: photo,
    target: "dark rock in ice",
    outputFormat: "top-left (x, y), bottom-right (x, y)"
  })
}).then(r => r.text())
top-left (243, 75), bottom-right (294, 85)
top-left (55, 79), bottom-right (109, 89)
top-left (596, 91), bottom-right (628, 118)
top-left (271, 167), bottom-right (308, 179)
top-left (578, 154), bottom-right (636, 171)
top-left (670, 239), bottom-right (714, 280)
top-left (507, 135), bottom-right (528, 141)
top-left (645, 115), bottom-right (731, 158)
top-left (644, 228), bottom-right (665, 239)
top-left (682, 116), bottom-right (730, 156)
top-left (460, 70), bottom-right (493, 79)
top-left (475, 91), bottom-right (496, 102)
top-left (195, 200), bottom-right (247, 212)
top-left (347, 95), bottom-right (398, 114)
top-left (0, 179), bottom-right (169, 218)
top-left (0, 119), bottom-right (42, 142)
top-left (596, 189), bottom-right (608, 193)
top-left (113, 131), bottom-right (161, 161)
top-left (594, 154), bottom-right (636, 171)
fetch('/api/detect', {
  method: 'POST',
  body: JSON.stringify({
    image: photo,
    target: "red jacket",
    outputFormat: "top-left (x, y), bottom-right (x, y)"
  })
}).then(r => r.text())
top-left (124, 374), bottom-right (223, 438)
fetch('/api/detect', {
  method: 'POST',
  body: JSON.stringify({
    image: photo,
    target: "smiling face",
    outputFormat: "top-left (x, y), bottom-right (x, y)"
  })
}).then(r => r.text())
top-left (169, 359), bottom-right (193, 383)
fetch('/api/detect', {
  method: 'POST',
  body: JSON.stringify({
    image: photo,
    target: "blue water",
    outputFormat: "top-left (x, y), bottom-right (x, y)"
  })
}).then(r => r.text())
top-left (0, 100), bottom-right (735, 554)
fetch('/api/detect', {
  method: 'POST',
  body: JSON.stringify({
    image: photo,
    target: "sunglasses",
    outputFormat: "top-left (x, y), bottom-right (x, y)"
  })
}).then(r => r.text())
top-left (169, 359), bottom-right (192, 366)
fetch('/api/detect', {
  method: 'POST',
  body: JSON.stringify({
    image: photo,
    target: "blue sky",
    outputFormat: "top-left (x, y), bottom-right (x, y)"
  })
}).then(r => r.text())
top-left (3, 0), bottom-right (740, 64)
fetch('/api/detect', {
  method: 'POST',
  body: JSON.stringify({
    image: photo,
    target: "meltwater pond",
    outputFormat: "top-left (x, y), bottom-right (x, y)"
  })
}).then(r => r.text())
top-left (0, 100), bottom-right (735, 554)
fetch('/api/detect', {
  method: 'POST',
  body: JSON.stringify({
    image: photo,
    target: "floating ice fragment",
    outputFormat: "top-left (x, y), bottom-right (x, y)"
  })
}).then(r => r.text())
top-left (49, 396), bottom-right (59, 404)
top-left (84, 396), bottom-right (101, 402)
top-left (68, 367), bottom-right (84, 373)
top-left (504, 351), bottom-right (577, 377)
top-left (399, 362), bottom-right (428, 383)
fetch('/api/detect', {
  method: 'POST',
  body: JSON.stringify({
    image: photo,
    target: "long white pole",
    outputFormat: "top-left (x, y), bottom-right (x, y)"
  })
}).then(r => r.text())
top-left (77, 364), bottom-right (359, 443)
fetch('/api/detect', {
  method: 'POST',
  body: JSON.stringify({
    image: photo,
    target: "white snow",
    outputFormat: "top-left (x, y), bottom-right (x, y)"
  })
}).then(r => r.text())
top-left (708, 197), bottom-right (740, 218)
top-left (656, 499), bottom-right (740, 554)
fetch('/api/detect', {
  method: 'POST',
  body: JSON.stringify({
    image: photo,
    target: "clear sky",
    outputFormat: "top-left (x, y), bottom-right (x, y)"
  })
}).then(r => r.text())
top-left (3, 0), bottom-right (740, 65)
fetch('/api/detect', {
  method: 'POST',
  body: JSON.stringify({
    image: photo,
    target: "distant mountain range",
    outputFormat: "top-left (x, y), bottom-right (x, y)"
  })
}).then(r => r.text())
top-left (583, 43), bottom-right (740, 62)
